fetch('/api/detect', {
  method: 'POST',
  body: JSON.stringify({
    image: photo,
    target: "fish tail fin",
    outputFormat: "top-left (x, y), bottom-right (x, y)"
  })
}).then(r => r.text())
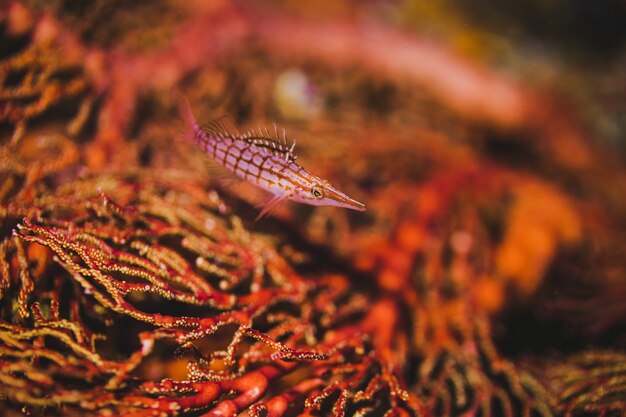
top-left (172, 89), bottom-right (199, 143)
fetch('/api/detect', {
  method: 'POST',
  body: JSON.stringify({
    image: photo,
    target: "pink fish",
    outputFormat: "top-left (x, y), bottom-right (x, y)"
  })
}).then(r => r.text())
top-left (178, 97), bottom-right (366, 220)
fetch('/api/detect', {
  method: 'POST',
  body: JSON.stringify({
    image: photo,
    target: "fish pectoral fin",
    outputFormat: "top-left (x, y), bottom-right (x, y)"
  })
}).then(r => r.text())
top-left (255, 194), bottom-right (289, 221)
top-left (203, 160), bottom-right (240, 187)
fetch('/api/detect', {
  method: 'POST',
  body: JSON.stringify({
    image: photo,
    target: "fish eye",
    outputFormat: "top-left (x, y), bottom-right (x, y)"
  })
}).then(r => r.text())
top-left (311, 186), bottom-right (324, 199)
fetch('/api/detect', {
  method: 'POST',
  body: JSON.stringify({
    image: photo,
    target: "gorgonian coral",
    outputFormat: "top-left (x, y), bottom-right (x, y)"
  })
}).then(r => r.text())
top-left (540, 350), bottom-right (626, 417)
top-left (2, 1), bottom-right (626, 416)
top-left (0, 4), bottom-right (91, 144)
top-left (1, 169), bottom-right (419, 416)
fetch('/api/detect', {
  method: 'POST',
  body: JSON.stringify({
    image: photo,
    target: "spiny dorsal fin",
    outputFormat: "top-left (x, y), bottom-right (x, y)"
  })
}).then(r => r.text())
top-left (202, 116), bottom-right (297, 162)
top-left (201, 115), bottom-right (241, 138)
top-left (241, 124), bottom-right (297, 162)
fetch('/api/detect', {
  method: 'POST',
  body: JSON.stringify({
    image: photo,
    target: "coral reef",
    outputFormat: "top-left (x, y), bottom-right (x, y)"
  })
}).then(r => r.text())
top-left (540, 350), bottom-right (626, 416)
top-left (1, 170), bottom-right (416, 415)
top-left (1, 1), bottom-right (626, 416)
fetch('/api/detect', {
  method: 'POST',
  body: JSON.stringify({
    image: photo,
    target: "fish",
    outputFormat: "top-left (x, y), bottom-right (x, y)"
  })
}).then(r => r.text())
top-left (177, 96), bottom-right (366, 220)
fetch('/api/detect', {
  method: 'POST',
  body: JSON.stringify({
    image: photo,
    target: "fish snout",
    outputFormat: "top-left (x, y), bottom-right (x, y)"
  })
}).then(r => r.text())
top-left (326, 187), bottom-right (366, 211)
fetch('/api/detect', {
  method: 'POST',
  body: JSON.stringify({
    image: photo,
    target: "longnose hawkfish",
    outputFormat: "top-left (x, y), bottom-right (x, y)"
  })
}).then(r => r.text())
top-left (178, 97), bottom-right (366, 220)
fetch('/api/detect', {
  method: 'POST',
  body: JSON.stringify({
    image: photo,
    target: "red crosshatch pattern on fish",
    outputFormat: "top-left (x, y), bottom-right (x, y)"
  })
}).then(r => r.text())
top-left (177, 95), bottom-right (366, 220)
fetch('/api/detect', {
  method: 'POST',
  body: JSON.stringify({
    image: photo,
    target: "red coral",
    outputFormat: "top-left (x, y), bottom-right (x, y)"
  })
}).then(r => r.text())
top-left (2, 1), bottom-right (626, 416)
top-left (1, 171), bottom-right (421, 416)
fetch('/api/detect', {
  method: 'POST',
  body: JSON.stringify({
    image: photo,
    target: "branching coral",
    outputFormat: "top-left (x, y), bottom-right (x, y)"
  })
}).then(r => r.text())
top-left (0, 4), bottom-right (92, 144)
top-left (3, 0), bottom-right (612, 174)
top-left (539, 350), bottom-right (626, 417)
top-left (0, 169), bottom-right (420, 416)
top-left (1, 1), bottom-right (626, 416)
top-left (413, 321), bottom-right (553, 417)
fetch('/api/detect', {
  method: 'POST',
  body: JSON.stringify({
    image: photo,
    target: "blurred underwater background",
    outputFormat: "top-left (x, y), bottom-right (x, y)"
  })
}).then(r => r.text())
top-left (1, 1), bottom-right (626, 416)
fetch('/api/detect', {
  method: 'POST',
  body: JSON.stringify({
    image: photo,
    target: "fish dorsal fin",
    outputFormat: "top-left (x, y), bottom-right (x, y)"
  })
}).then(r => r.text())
top-left (202, 116), bottom-right (297, 162)
top-left (201, 115), bottom-right (241, 138)
top-left (242, 124), bottom-right (297, 162)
